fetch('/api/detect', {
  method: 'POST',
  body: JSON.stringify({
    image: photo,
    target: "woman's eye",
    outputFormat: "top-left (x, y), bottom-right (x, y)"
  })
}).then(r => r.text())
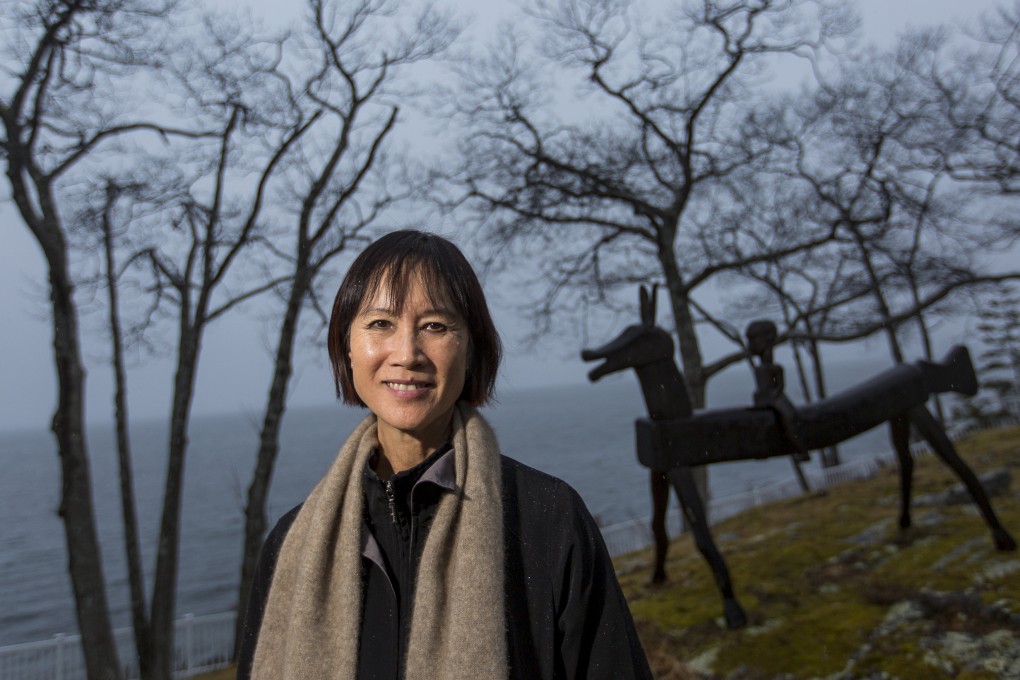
top-left (423, 322), bottom-right (447, 332)
top-left (368, 319), bottom-right (392, 330)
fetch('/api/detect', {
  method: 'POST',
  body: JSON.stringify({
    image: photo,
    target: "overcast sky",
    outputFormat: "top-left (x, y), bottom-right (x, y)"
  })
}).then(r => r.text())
top-left (0, 0), bottom-right (1006, 434)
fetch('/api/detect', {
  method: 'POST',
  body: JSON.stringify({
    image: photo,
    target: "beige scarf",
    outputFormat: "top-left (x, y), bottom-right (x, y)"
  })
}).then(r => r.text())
top-left (251, 403), bottom-right (507, 680)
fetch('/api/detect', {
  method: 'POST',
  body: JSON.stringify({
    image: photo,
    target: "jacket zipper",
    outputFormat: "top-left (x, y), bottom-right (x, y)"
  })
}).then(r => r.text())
top-left (408, 486), bottom-right (418, 571)
top-left (385, 477), bottom-right (413, 675)
top-left (385, 479), bottom-right (398, 526)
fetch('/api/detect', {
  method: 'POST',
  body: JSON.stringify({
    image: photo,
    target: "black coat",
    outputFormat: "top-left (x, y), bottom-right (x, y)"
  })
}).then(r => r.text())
top-left (238, 454), bottom-right (653, 680)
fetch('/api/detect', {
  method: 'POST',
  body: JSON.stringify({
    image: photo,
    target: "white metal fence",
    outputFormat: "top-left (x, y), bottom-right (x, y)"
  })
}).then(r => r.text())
top-left (5, 418), bottom-right (1016, 680)
top-left (0, 611), bottom-right (234, 680)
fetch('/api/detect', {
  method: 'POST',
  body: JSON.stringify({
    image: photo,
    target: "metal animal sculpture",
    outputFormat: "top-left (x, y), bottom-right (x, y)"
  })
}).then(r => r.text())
top-left (581, 286), bottom-right (1016, 629)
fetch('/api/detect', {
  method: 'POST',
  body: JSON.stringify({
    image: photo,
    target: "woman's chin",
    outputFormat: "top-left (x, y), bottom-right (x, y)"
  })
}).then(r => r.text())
top-left (375, 404), bottom-right (454, 441)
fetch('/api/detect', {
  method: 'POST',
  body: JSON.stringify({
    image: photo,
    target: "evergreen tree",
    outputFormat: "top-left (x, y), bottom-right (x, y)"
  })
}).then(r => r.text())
top-left (956, 284), bottom-right (1020, 429)
top-left (975, 284), bottom-right (1020, 419)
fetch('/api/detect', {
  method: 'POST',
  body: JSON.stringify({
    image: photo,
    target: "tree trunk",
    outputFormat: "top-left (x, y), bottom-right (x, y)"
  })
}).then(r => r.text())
top-left (234, 271), bottom-right (311, 657)
top-left (35, 218), bottom-right (122, 679)
top-left (150, 326), bottom-right (203, 680)
top-left (102, 211), bottom-right (152, 678)
top-left (807, 337), bottom-right (841, 467)
top-left (52, 269), bottom-right (123, 680)
top-left (657, 242), bottom-right (710, 519)
top-left (8, 155), bottom-right (122, 677)
top-left (852, 230), bottom-right (905, 364)
top-left (909, 278), bottom-right (945, 423)
top-left (659, 261), bottom-right (706, 408)
top-left (790, 339), bottom-right (814, 402)
top-left (785, 341), bottom-right (813, 491)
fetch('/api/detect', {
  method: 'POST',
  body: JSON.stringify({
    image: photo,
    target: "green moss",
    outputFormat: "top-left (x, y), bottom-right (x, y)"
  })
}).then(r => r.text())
top-left (620, 425), bottom-right (1020, 678)
top-left (712, 598), bottom-right (886, 677)
top-left (957, 672), bottom-right (1005, 680)
top-left (628, 584), bottom-right (727, 631)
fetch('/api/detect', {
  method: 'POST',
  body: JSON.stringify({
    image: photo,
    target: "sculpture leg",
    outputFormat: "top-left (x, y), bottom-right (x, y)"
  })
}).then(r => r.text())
top-left (908, 405), bottom-right (1017, 551)
top-left (668, 466), bottom-right (748, 628)
top-left (889, 415), bottom-right (913, 530)
top-left (789, 456), bottom-right (811, 494)
top-left (650, 471), bottom-right (669, 584)
top-left (773, 401), bottom-right (811, 487)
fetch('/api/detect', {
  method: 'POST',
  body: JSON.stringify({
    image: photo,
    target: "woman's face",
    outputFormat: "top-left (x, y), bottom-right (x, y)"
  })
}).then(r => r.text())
top-left (349, 275), bottom-right (469, 446)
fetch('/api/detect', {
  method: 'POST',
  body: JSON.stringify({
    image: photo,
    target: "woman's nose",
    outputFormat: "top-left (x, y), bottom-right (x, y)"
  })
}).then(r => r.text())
top-left (390, 327), bottom-right (425, 366)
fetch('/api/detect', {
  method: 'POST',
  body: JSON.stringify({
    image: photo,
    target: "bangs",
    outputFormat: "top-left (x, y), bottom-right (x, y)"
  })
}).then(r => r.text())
top-left (359, 256), bottom-right (459, 319)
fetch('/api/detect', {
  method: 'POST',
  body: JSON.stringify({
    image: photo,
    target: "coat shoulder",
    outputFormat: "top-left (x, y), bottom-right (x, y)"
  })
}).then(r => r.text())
top-left (499, 455), bottom-right (598, 542)
top-left (500, 455), bottom-right (587, 507)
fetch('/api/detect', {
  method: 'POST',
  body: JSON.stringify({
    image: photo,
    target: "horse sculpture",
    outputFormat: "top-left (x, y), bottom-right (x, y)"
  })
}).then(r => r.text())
top-left (581, 285), bottom-right (1016, 629)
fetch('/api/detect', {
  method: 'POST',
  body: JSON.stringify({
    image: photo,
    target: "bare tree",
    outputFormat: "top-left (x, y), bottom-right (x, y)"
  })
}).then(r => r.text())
top-left (54, 12), bottom-right (310, 677)
top-left (446, 0), bottom-right (852, 407)
top-left (76, 170), bottom-right (221, 678)
top-left (114, 20), bottom-right (318, 678)
top-left (5, 2), bottom-right (454, 675)
top-left (441, 0), bottom-right (855, 536)
top-left (933, 1), bottom-right (1020, 207)
top-left (233, 0), bottom-right (459, 656)
top-left (782, 31), bottom-right (1009, 367)
top-left (0, 2), bottom-right (194, 677)
top-left (83, 180), bottom-right (155, 676)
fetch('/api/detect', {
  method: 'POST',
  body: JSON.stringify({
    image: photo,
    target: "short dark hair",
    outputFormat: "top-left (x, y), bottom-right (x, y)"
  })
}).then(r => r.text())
top-left (327, 230), bottom-right (502, 407)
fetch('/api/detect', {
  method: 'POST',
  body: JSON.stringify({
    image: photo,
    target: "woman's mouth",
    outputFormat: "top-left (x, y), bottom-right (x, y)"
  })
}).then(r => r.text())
top-left (384, 381), bottom-right (433, 397)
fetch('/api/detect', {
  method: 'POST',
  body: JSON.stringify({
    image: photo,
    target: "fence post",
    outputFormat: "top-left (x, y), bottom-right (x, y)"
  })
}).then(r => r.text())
top-left (184, 613), bottom-right (194, 673)
top-left (54, 634), bottom-right (65, 680)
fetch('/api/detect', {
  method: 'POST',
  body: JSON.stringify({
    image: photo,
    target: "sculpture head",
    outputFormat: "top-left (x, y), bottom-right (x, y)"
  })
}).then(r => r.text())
top-left (581, 285), bottom-right (676, 381)
top-left (745, 319), bottom-right (778, 364)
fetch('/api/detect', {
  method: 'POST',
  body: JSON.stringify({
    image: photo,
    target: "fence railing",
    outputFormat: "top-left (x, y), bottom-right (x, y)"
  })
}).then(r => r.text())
top-left (5, 417), bottom-right (1016, 680)
top-left (0, 611), bottom-right (234, 680)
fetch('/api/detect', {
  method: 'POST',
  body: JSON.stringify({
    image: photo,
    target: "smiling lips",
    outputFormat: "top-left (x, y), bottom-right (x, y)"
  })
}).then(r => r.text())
top-left (384, 380), bottom-right (433, 397)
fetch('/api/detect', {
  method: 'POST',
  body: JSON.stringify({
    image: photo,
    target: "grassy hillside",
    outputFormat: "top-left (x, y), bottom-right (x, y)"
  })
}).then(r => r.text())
top-left (620, 426), bottom-right (1020, 679)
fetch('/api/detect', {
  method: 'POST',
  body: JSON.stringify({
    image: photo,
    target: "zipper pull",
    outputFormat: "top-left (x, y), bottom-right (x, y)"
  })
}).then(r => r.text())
top-left (385, 479), bottom-right (398, 525)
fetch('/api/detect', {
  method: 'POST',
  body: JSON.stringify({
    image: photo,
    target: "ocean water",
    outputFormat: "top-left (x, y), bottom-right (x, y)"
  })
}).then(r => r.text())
top-left (0, 378), bottom-right (889, 645)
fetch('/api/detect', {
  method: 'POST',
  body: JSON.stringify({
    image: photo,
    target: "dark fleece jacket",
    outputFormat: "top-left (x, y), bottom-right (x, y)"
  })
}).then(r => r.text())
top-left (238, 455), bottom-right (653, 680)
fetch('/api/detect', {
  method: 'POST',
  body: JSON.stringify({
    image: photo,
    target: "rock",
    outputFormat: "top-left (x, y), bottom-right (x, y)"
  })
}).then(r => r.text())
top-left (945, 468), bottom-right (1012, 504)
top-left (914, 468), bottom-right (1011, 506)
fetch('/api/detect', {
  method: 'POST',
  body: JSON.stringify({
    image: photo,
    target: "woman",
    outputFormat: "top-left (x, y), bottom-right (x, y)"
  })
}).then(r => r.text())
top-left (238, 230), bottom-right (652, 679)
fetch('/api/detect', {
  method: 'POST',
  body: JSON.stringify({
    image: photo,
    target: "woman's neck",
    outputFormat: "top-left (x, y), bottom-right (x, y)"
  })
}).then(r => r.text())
top-left (374, 412), bottom-right (453, 479)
